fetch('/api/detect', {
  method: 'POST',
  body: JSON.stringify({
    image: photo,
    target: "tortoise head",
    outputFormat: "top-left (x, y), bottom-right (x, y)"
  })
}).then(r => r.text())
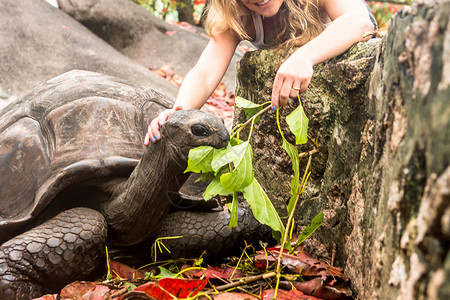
top-left (161, 109), bottom-right (230, 156)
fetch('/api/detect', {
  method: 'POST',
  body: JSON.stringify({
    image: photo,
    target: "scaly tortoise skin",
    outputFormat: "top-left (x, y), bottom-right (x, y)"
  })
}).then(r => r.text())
top-left (0, 71), bottom-right (269, 299)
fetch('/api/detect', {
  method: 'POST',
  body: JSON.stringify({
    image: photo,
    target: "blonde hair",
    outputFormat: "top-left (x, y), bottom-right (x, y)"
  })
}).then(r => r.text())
top-left (204, 0), bottom-right (325, 49)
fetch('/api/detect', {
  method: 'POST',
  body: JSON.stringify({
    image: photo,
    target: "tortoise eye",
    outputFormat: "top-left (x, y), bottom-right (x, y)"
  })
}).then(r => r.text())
top-left (191, 124), bottom-right (209, 136)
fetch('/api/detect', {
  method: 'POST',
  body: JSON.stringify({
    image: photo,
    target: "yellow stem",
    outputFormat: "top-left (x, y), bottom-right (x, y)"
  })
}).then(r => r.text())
top-left (273, 154), bottom-right (313, 299)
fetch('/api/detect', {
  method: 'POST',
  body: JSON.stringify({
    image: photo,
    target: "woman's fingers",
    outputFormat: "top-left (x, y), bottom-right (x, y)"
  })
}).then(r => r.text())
top-left (279, 79), bottom-right (294, 107)
top-left (271, 75), bottom-right (283, 109)
top-left (144, 132), bottom-right (151, 146)
top-left (272, 77), bottom-right (301, 108)
top-left (289, 81), bottom-right (302, 98)
top-left (144, 107), bottom-right (181, 146)
top-left (299, 77), bottom-right (311, 93)
top-left (272, 56), bottom-right (314, 109)
top-left (144, 117), bottom-right (162, 146)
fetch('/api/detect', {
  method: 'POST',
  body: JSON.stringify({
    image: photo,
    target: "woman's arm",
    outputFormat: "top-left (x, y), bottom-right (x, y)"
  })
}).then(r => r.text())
top-left (271, 0), bottom-right (375, 108)
top-left (145, 29), bottom-right (240, 144)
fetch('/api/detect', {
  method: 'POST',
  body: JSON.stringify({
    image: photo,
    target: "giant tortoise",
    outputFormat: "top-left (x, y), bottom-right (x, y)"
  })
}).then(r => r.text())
top-left (0, 71), bottom-right (269, 299)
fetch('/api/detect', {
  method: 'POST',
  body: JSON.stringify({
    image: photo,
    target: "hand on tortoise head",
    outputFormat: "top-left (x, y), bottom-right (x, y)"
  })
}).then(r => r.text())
top-left (145, 105), bottom-right (183, 145)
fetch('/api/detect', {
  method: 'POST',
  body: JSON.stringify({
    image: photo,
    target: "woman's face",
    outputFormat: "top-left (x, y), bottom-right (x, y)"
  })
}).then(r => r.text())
top-left (240, 0), bottom-right (284, 18)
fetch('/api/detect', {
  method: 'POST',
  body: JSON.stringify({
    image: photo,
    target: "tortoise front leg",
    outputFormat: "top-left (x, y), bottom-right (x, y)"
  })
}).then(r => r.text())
top-left (155, 206), bottom-right (273, 260)
top-left (0, 207), bottom-right (107, 300)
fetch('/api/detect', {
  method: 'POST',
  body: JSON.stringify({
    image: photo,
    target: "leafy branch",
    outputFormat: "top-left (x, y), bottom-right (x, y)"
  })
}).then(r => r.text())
top-left (186, 95), bottom-right (321, 244)
top-left (186, 95), bottom-right (323, 299)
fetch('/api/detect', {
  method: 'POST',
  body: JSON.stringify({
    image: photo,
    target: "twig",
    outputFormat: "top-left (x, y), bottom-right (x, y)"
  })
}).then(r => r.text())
top-left (273, 153), bottom-right (313, 299)
top-left (215, 271), bottom-right (277, 291)
top-left (331, 242), bottom-right (337, 266)
top-left (137, 258), bottom-right (198, 269)
top-left (230, 241), bottom-right (251, 279)
top-left (298, 148), bottom-right (319, 158)
top-left (111, 287), bottom-right (129, 298)
top-left (232, 105), bottom-right (271, 138)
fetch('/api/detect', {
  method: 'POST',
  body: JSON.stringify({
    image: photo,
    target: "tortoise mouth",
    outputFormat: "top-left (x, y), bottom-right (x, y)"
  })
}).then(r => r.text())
top-left (216, 129), bottom-right (230, 149)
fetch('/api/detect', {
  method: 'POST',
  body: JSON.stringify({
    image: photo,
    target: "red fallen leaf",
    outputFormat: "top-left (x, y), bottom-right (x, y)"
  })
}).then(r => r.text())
top-left (224, 92), bottom-right (235, 106)
top-left (207, 97), bottom-right (231, 109)
top-left (159, 64), bottom-right (175, 78)
top-left (279, 278), bottom-right (322, 296)
top-left (120, 291), bottom-right (153, 299)
top-left (262, 289), bottom-right (324, 300)
top-left (165, 30), bottom-right (177, 36)
top-left (288, 277), bottom-right (353, 300)
top-left (169, 74), bottom-right (184, 86)
top-left (80, 285), bottom-right (111, 300)
top-left (254, 249), bottom-right (278, 270)
top-left (109, 260), bottom-right (145, 279)
top-left (150, 64), bottom-right (176, 80)
top-left (32, 295), bottom-right (57, 300)
top-left (151, 68), bottom-right (168, 79)
top-left (167, 21), bottom-right (197, 33)
top-left (60, 281), bottom-right (110, 299)
top-left (255, 247), bottom-right (347, 281)
top-left (191, 266), bottom-right (242, 280)
top-left (211, 82), bottom-right (227, 98)
top-left (222, 111), bottom-right (234, 121)
top-left (60, 281), bottom-right (96, 298)
top-left (280, 278), bottom-right (352, 300)
top-left (122, 278), bottom-right (208, 300)
top-left (212, 292), bottom-right (259, 299)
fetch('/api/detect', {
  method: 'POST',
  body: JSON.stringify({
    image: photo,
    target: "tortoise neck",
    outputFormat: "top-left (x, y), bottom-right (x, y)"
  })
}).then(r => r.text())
top-left (103, 141), bottom-right (188, 246)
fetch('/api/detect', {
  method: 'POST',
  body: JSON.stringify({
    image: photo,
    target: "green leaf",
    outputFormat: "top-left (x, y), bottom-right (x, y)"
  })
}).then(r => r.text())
top-left (211, 141), bottom-right (249, 172)
top-left (203, 176), bottom-right (232, 201)
top-left (235, 96), bottom-right (263, 109)
top-left (124, 282), bottom-right (136, 291)
top-left (235, 97), bottom-right (264, 120)
top-left (283, 139), bottom-right (300, 214)
top-left (228, 193), bottom-right (239, 228)
top-left (195, 172), bottom-right (215, 182)
top-left (185, 146), bottom-right (216, 173)
top-left (286, 104), bottom-right (309, 145)
top-left (243, 179), bottom-right (285, 242)
top-left (159, 266), bottom-right (175, 278)
top-left (293, 212), bottom-right (323, 249)
top-left (220, 144), bottom-right (254, 191)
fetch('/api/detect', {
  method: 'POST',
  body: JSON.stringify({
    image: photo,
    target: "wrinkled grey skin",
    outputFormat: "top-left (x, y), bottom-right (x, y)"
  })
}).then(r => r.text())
top-left (0, 71), bottom-right (270, 299)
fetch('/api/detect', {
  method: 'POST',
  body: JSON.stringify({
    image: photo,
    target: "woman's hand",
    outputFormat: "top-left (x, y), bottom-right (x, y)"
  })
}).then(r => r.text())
top-left (271, 53), bottom-right (314, 109)
top-left (144, 106), bottom-right (183, 145)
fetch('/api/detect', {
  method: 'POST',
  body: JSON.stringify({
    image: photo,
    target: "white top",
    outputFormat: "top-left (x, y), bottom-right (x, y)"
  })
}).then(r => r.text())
top-left (251, 13), bottom-right (267, 49)
top-left (250, 12), bottom-right (331, 50)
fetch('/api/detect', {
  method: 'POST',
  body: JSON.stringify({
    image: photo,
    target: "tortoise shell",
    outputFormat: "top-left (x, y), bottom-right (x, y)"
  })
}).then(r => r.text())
top-left (0, 70), bottom-right (173, 243)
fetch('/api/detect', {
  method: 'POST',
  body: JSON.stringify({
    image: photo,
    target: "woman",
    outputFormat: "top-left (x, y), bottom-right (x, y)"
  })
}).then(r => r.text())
top-left (145, 0), bottom-right (375, 145)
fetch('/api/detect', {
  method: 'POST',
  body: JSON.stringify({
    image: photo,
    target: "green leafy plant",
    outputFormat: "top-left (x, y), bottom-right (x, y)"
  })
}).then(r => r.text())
top-left (132, 0), bottom-right (179, 20)
top-left (186, 95), bottom-right (323, 298)
top-left (366, 1), bottom-right (412, 28)
top-left (186, 96), bottom-right (314, 244)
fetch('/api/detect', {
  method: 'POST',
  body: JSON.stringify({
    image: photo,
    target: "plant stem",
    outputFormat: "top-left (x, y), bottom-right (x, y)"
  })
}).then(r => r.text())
top-left (231, 105), bottom-right (271, 139)
top-left (215, 271), bottom-right (277, 291)
top-left (299, 148), bottom-right (319, 158)
top-left (273, 153), bottom-right (313, 299)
